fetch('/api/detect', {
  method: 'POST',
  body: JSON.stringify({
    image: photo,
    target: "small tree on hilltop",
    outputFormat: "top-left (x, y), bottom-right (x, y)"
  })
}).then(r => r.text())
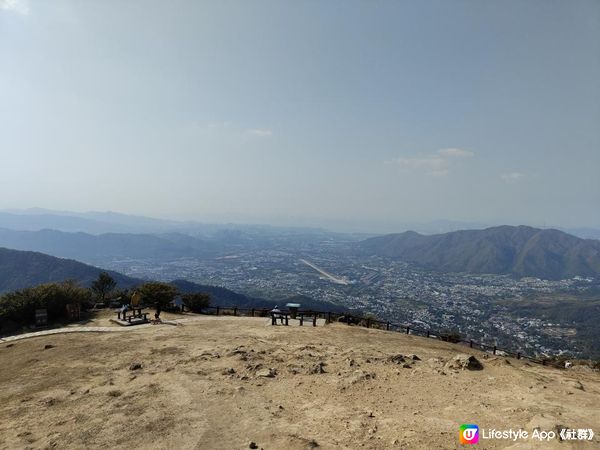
top-left (91, 272), bottom-right (117, 303)
top-left (182, 293), bottom-right (211, 313)
top-left (137, 282), bottom-right (179, 308)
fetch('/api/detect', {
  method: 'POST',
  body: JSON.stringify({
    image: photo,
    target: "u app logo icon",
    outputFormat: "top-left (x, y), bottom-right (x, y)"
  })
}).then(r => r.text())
top-left (460, 424), bottom-right (479, 444)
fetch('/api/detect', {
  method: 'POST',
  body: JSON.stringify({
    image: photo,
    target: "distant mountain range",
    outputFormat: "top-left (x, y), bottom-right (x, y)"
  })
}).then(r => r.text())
top-left (0, 247), bottom-right (347, 312)
top-left (0, 210), bottom-right (170, 234)
top-left (3, 208), bottom-right (599, 240)
top-left (0, 209), bottom-right (336, 237)
top-left (358, 225), bottom-right (600, 280)
top-left (0, 228), bottom-right (234, 264)
top-left (2, 208), bottom-right (600, 282)
top-left (0, 224), bottom-right (358, 266)
top-left (0, 209), bottom-right (356, 265)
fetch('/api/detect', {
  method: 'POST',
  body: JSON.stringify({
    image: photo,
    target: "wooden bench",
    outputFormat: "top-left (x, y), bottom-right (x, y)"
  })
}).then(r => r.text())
top-left (127, 312), bottom-right (149, 323)
top-left (118, 307), bottom-right (148, 322)
top-left (298, 312), bottom-right (318, 327)
top-left (271, 312), bottom-right (289, 326)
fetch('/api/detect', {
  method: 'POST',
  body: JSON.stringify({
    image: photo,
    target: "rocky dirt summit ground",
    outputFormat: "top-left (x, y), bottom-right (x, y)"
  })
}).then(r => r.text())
top-left (1, 316), bottom-right (599, 449)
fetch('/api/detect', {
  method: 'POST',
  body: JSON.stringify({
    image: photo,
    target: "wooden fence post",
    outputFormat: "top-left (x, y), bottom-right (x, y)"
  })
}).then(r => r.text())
top-left (198, 304), bottom-right (527, 361)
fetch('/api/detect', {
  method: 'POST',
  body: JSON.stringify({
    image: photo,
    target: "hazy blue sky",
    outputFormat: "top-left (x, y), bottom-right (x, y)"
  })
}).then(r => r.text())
top-left (1, 0), bottom-right (599, 232)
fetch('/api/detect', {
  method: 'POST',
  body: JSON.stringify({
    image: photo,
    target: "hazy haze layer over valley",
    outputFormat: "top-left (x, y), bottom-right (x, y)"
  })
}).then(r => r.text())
top-left (1, 210), bottom-right (599, 359)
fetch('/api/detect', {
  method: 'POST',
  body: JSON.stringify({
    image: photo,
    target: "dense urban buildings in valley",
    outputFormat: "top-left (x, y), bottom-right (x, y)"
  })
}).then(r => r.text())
top-left (97, 231), bottom-right (599, 360)
top-left (1, 210), bottom-right (598, 359)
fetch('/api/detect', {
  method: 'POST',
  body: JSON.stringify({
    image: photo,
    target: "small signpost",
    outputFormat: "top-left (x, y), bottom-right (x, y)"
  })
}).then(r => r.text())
top-left (35, 309), bottom-right (48, 327)
top-left (286, 303), bottom-right (301, 319)
top-left (66, 303), bottom-right (81, 320)
top-left (172, 297), bottom-right (185, 312)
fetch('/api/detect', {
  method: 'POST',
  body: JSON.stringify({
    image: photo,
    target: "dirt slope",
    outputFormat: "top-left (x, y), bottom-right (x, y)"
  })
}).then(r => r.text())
top-left (0, 316), bottom-right (598, 449)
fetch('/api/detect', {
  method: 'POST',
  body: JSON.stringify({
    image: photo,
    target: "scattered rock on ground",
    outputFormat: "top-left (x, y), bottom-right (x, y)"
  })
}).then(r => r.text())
top-left (387, 354), bottom-right (406, 364)
top-left (42, 397), bottom-right (57, 407)
top-left (256, 368), bottom-right (276, 378)
top-left (347, 370), bottom-right (376, 385)
top-left (445, 354), bottom-right (483, 371)
top-left (309, 362), bottom-right (326, 374)
top-left (488, 357), bottom-right (511, 366)
top-left (129, 362), bottom-right (143, 371)
top-left (44, 344), bottom-right (55, 350)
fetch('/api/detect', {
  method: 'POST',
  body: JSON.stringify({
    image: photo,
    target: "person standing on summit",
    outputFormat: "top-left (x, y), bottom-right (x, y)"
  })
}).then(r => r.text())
top-left (155, 303), bottom-right (162, 322)
top-left (131, 290), bottom-right (142, 307)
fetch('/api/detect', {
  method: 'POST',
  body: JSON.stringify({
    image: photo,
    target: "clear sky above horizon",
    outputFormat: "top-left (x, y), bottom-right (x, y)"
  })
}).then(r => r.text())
top-left (1, 0), bottom-right (599, 232)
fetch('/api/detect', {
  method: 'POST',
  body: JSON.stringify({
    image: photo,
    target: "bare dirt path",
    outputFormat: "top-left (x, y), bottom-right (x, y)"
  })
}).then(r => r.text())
top-left (0, 317), bottom-right (598, 449)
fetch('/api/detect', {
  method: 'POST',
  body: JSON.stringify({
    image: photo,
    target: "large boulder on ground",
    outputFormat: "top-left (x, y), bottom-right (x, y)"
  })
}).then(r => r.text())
top-left (445, 354), bottom-right (483, 371)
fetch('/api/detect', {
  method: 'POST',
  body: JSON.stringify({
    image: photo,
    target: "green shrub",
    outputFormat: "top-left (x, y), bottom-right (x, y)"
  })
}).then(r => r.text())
top-left (440, 329), bottom-right (462, 343)
top-left (182, 293), bottom-right (210, 313)
top-left (355, 313), bottom-right (378, 327)
top-left (0, 281), bottom-right (91, 324)
top-left (136, 282), bottom-right (179, 308)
